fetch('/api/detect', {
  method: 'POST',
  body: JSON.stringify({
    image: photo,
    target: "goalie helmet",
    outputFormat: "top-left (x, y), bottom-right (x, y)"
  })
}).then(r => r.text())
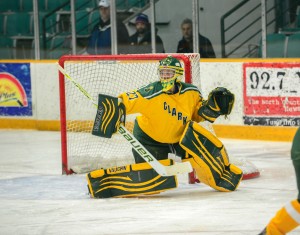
top-left (158, 56), bottom-right (184, 92)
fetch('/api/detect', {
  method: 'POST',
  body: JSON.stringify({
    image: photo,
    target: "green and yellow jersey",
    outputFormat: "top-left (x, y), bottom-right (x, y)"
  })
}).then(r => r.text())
top-left (118, 81), bottom-right (204, 143)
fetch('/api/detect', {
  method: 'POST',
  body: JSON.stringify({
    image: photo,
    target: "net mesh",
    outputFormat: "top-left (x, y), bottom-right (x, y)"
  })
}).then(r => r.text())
top-left (61, 54), bottom-right (200, 173)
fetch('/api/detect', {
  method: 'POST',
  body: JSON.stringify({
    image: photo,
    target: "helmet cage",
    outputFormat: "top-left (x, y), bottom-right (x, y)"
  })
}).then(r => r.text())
top-left (158, 65), bottom-right (184, 92)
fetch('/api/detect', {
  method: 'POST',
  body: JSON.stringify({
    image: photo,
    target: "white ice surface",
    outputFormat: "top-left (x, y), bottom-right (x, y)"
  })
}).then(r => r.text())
top-left (0, 130), bottom-right (299, 235)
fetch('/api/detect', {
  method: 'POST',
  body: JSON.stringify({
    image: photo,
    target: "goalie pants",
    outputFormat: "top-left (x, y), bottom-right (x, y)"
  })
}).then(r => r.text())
top-left (132, 120), bottom-right (186, 163)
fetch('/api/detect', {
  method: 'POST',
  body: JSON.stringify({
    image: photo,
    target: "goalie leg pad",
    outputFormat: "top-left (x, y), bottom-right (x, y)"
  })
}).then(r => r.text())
top-left (180, 121), bottom-right (242, 192)
top-left (92, 94), bottom-right (126, 138)
top-left (86, 159), bottom-right (177, 198)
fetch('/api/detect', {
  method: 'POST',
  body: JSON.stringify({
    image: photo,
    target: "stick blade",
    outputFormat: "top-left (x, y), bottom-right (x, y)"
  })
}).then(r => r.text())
top-left (164, 161), bottom-right (193, 176)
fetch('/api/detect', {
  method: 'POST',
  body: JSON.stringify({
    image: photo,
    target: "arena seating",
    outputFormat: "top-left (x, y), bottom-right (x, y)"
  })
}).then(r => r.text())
top-left (0, 0), bottom-right (148, 59)
top-left (286, 33), bottom-right (300, 57)
top-left (255, 32), bottom-right (300, 58)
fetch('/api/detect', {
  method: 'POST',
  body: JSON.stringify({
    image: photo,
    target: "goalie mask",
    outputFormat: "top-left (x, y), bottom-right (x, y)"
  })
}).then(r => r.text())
top-left (158, 56), bottom-right (184, 92)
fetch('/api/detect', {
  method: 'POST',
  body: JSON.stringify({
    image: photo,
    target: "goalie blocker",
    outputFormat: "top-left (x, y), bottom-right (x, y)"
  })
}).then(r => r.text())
top-left (92, 94), bottom-right (125, 138)
top-left (87, 159), bottom-right (177, 198)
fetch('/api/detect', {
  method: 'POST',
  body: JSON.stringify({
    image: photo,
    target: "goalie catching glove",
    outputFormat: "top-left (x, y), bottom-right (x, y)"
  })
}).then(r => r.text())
top-left (92, 94), bottom-right (126, 138)
top-left (198, 87), bottom-right (235, 123)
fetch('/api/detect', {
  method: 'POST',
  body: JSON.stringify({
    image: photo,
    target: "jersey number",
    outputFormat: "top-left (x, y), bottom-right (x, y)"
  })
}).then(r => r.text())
top-left (126, 91), bottom-right (138, 100)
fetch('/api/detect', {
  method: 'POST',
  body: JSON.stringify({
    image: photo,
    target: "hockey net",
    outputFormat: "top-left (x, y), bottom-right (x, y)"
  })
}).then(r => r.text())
top-left (59, 53), bottom-right (259, 181)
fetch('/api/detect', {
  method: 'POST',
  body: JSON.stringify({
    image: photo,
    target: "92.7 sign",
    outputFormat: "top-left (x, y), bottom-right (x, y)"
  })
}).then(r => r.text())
top-left (243, 63), bottom-right (300, 116)
top-left (245, 63), bottom-right (300, 96)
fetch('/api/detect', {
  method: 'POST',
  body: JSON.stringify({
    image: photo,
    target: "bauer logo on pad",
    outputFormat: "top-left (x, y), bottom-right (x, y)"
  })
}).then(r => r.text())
top-left (93, 106), bottom-right (104, 132)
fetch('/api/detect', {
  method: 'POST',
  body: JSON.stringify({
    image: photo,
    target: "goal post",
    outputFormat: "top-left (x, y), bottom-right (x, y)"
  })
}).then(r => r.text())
top-left (58, 53), bottom-right (200, 175)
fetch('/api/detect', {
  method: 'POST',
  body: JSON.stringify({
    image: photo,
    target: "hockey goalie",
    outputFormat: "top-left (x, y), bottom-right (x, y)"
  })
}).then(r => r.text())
top-left (87, 55), bottom-right (243, 198)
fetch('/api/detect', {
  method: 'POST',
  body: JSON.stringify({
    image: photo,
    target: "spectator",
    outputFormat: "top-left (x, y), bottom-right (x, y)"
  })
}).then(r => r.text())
top-left (177, 18), bottom-right (216, 58)
top-left (86, 0), bottom-right (129, 55)
top-left (289, 0), bottom-right (300, 24)
top-left (128, 13), bottom-right (165, 54)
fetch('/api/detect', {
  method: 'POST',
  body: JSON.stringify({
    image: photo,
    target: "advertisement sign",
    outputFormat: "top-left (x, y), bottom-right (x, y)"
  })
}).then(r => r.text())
top-left (0, 63), bottom-right (32, 116)
top-left (243, 63), bottom-right (300, 126)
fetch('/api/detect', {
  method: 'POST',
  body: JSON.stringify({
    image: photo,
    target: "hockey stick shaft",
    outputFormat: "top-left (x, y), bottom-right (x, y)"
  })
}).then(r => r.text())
top-left (57, 63), bottom-right (192, 176)
top-left (57, 64), bottom-right (97, 107)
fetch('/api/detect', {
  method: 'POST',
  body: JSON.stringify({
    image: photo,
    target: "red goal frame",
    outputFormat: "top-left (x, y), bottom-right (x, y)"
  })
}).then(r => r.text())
top-left (58, 54), bottom-right (193, 175)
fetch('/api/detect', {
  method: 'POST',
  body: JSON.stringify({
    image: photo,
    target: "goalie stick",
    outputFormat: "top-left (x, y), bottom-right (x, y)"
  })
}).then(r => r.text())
top-left (57, 63), bottom-right (193, 176)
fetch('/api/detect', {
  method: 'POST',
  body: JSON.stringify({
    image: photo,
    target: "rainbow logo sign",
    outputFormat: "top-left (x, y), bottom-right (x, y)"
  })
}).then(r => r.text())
top-left (0, 63), bottom-right (32, 116)
top-left (0, 73), bottom-right (28, 107)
